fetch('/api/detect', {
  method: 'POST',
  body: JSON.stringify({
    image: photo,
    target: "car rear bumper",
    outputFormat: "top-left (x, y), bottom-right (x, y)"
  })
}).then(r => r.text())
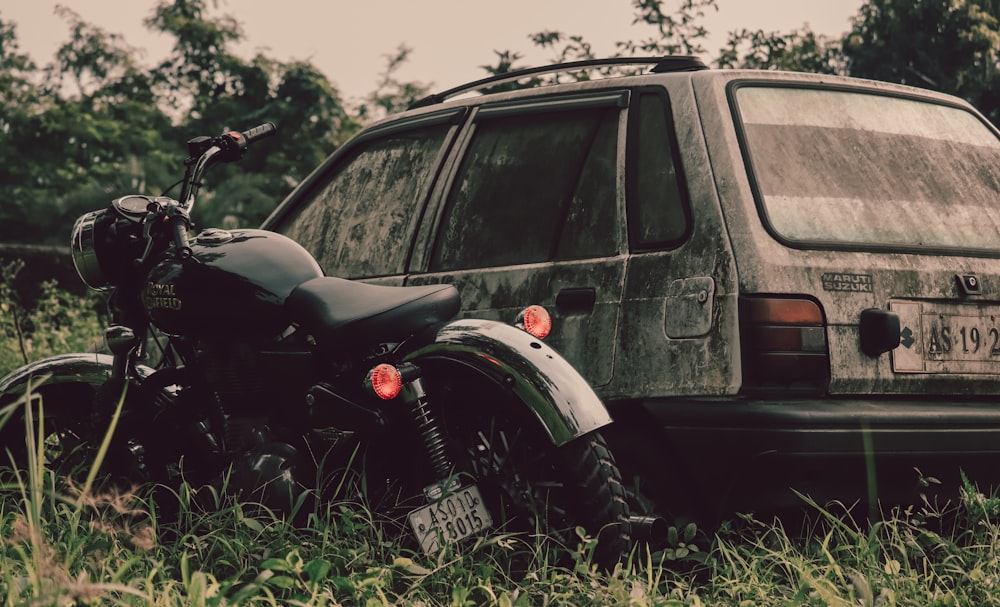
top-left (642, 397), bottom-right (1000, 455)
top-left (606, 397), bottom-right (1000, 520)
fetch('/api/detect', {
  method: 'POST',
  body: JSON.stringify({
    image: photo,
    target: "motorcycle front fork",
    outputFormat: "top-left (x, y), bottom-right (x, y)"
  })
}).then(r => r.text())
top-left (397, 364), bottom-right (460, 501)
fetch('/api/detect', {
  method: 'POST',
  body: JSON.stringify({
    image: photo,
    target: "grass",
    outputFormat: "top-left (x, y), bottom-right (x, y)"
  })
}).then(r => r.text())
top-left (4, 394), bottom-right (1000, 607)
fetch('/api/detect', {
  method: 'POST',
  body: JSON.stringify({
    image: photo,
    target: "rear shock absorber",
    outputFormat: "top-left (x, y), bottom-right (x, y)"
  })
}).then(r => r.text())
top-left (400, 367), bottom-right (453, 481)
top-left (364, 362), bottom-right (457, 498)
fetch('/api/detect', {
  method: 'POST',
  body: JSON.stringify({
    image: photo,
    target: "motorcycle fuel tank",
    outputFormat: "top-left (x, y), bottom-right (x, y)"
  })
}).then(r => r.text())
top-left (144, 228), bottom-right (323, 337)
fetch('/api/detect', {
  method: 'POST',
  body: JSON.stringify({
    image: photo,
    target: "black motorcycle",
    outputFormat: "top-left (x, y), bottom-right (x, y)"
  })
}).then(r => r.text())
top-left (0, 123), bottom-right (631, 565)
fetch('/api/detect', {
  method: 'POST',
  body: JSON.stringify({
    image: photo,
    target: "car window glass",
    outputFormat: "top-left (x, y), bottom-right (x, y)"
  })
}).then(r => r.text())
top-left (276, 125), bottom-right (448, 278)
top-left (629, 92), bottom-right (690, 250)
top-left (430, 105), bottom-right (618, 272)
top-left (737, 86), bottom-right (1000, 253)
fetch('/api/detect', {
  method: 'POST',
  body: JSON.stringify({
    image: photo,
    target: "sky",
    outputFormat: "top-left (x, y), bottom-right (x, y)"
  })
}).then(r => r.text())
top-left (4, 1), bottom-right (865, 104)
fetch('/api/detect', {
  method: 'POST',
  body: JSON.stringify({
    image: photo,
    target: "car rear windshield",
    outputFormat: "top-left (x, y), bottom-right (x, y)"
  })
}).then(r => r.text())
top-left (735, 85), bottom-right (1000, 254)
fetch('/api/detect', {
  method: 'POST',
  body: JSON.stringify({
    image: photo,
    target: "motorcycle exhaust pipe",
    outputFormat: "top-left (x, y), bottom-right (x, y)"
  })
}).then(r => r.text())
top-left (628, 514), bottom-right (669, 546)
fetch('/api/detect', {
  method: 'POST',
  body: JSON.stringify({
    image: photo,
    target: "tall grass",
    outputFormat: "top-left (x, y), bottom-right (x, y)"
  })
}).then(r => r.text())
top-left (4, 401), bottom-right (1000, 607)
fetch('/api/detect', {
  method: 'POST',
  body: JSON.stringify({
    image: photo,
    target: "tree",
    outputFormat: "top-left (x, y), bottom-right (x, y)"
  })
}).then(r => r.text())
top-left (356, 44), bottom-right (432, 122)
top-left (0, 9), bottom-right (174, 245)
top-left (716, 27), bottom-right (844, 74)
top-left (145, 0), bottom-right (358, 229)
top-left (0, 1), bottom-right (359, 243)
top-left (843, 0), bottom-right (1000, 122)
top-left (481, 0), bottom-right (719, 87)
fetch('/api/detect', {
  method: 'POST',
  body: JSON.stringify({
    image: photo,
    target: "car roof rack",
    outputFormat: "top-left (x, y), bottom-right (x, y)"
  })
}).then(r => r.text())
top-left (408, 55), bottom-right (708, 109)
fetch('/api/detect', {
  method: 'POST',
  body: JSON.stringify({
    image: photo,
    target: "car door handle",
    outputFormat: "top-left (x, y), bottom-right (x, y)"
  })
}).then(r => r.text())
top-left (556, 287), bottom-right (597, 312)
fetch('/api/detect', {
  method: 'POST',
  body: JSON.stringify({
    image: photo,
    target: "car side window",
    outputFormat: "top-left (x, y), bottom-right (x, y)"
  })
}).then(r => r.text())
top-left (429, 103), bottom-right (619, 272)
top-left (276, 124), bottom-right (449, 278)
top-left (627, 91), bottom-right (691, 250)
top-left (278, 124), bottom-right (448, 278)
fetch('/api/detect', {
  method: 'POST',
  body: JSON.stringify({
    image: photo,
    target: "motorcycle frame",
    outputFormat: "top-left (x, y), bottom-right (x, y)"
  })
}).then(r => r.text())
top-left (0, 316), bottom-right (612, 449)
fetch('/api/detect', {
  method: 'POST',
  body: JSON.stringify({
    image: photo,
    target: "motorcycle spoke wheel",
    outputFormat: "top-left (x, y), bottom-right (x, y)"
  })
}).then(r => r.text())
top-left (437, 384), bottom-right (632, 569)
top-left (0, 385), bottom-right (143, 491)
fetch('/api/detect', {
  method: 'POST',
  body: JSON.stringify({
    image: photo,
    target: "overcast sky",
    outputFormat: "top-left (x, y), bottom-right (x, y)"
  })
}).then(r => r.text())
top-left (4, 1), bottom-right (864, 103)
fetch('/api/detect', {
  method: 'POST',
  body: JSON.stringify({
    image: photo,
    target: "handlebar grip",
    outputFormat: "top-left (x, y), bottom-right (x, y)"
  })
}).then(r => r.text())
top-left (241, 122), bottom-right (277, 144)
top-left (171, 216), bottom-right (192, 258)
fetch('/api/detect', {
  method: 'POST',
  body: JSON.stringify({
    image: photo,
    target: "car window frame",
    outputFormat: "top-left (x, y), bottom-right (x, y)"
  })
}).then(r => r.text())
top-left (624, 86), bottom-right (694, 253)
top-left (729, 79), bottom-right (1000, 259)
top-left (409, 90), bottom-right (631, 274)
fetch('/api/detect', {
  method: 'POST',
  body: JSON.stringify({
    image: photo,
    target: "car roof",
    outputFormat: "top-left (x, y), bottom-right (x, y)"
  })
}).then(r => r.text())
top-left (370, 55), bottom-right (974, 130)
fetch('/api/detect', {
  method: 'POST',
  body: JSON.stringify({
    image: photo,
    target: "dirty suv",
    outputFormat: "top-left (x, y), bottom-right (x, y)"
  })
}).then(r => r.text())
top-left (262, 56), bottom-right (1000, 521)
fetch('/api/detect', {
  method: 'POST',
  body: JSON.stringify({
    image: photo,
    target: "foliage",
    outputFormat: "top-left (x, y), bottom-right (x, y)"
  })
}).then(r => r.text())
top-left (356, 44), bottom-right (432, 122)
top-left (716, 27), bottom-right (845, 74)
top-left (618, 0), bottom-right (718, 57)
top-left (0, 1), bottom-right (359, 245)
top-left (843, 0), bottom-right (1000, 124)
top-left (0, 261), bottom-right (105, 376)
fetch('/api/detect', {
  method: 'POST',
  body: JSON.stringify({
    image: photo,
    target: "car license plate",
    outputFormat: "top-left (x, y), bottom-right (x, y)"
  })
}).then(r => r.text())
top-left (890, 300), bottom-right (1000, 374)
top-left (408, 485), bottom-right (493, 553)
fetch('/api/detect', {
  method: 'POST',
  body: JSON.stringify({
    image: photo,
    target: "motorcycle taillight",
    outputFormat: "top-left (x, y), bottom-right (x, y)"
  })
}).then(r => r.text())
top-left (515, 305), bottom-right (552, 339)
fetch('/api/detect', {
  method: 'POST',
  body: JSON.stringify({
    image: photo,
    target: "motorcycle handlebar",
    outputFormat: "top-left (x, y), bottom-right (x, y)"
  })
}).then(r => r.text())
top-left (154, 121), bottom-right (277, 261)
top-left (241, 122), bottom-right (277, 144)
top-left (171, 215), bottom-right (192, 258)
top-left (209, 122), bottom-right (277, 165)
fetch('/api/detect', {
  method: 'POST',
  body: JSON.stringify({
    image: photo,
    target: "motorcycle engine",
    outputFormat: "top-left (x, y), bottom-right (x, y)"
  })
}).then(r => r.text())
top-left (197, 339), bottom-right (273, 413)
top-left (191, 338), bottom-right (311, 513)
top-left (227, 422), bottom-right (305, 514)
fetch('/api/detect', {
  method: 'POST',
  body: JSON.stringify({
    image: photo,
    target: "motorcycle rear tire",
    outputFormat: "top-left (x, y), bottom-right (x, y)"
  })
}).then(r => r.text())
top-left (429, 369), bottom-right (632, 569)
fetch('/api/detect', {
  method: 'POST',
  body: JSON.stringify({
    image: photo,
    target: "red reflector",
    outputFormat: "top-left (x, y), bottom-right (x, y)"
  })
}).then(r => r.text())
top-left (518, 305), bottom-right (552, 339)
top-left (368, 363), bottom-right (402, 400)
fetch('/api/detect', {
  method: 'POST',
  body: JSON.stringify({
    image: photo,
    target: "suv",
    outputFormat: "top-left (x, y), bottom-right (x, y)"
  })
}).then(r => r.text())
top-left (262, 57), bottom-right (1000, 521)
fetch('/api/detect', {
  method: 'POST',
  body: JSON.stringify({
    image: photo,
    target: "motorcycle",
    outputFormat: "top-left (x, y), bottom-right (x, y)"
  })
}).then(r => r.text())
top-left (0, 123), bottom-right (632, 566)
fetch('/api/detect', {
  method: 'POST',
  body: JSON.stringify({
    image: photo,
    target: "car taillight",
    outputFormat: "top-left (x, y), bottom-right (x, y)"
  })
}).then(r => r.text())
top-left (740, 296), bottom-right (830, 394)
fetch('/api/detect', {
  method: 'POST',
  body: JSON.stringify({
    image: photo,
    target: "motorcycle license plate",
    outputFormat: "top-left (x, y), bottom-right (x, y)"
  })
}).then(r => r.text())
top-left (408, 485), bottom-right (493, 553)
top-left (891, 300), bottom-right (1000, 374)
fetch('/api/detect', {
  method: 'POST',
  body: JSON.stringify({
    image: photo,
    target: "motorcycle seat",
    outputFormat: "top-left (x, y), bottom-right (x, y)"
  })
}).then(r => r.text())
top-left (286, 276), bottom-right (461, 346)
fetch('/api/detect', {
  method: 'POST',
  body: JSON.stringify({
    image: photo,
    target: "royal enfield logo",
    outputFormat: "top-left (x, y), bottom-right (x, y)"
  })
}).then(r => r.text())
top-left (144, 282), bottom-right (183, 310)
top-left (821, 273), bottom-right (873, 293)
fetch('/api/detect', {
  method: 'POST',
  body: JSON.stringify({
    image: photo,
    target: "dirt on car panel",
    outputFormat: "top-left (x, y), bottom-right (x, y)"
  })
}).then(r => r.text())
top-left (413, 260), bottom-right (624, 388)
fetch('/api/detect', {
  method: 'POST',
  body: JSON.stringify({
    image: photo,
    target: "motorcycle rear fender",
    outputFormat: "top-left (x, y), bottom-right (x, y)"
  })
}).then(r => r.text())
top-left (0, 353), bottom-right (153, 404)
top-left (397, 318), bottom-right (612, 446)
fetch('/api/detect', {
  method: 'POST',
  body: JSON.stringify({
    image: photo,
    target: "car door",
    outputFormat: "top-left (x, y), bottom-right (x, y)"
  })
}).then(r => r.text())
top-left (406, 91), bottom-right (629, 388)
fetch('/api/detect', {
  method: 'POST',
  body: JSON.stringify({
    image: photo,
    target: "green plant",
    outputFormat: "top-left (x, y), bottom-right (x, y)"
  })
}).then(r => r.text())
top-left (0, 260), bottom-right (106, 377)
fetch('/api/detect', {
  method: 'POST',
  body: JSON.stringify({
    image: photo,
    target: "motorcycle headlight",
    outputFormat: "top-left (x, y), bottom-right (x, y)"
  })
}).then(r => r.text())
top-left (71, 209), bottom-right (112, 290)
